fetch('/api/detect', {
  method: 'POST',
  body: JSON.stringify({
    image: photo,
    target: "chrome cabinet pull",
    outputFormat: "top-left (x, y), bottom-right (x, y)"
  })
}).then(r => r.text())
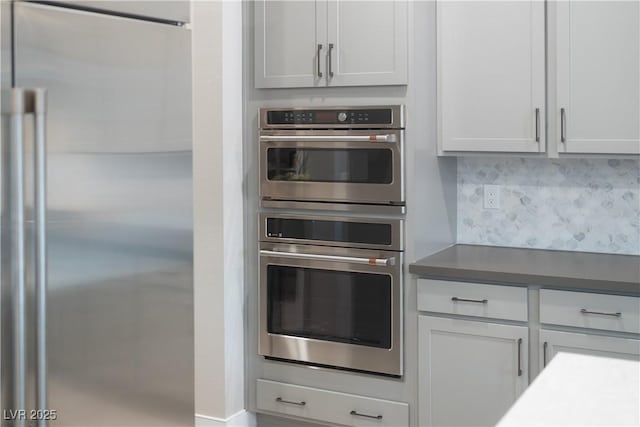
top-left (316, 44), bottom-right (323, 78)
top-left (328, 43), bottom-right (335, 78)
top-left (276, 397), bottom-right (306, 406)
top-left (543, 341), bottom-right (548, 367)
top-left (535, 108), bottom-right (540, 143)
top-left (560, 107), bottom-right (566, 143)
top-left (260, 250), bottom-right (396, 267)
top-left (517, 338), bottom-right (523, 377)
top-left (451, 297), bottom-right (488, 304)
top-left (580, 308), bottom-right (621, 318)
top-left (350, 410), bottom-right (382, 420)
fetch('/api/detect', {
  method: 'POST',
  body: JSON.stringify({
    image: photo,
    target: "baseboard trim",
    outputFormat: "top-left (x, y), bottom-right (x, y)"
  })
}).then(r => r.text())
top-left (195, 410), bottom-right (255, 427)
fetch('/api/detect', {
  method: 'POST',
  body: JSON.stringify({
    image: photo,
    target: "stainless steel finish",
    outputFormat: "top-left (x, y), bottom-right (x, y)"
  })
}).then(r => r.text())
top-left (535, 108), bottom-right (540, 143)
top-left (276, 397), bottom-right (306, 407)
top-left (260, 199), bottom-right (407, 215)
top-left (543, 341), bottom-right (548, 367)
top-left (328, 43), bottom-right (335, 78)
top-left (5, 89), bottom-right (29, 427)
top-left (33, 88), bottom-right (48, 427)
top-left (317, 44), bottom-right (323, 78)
top-left (451, 297), bottom-right (488, 304)
top-left (259, 242), bottom-right (403, 376)
top-left (3, 3), bottom-right (194, 425)
top-left (259, 213), bottom-right (404, 251)
top-left (259, 105), bottom-right (405, 130)
top-left (259, 129), bottom-right (404, 205)
top-left (350, 411), bottom-right (383, 420)
top-left (260, 134), bottom-right (397, 143)
top-left (580, 308), bottom-right (622, 318)
top-left (560, 107), bottom-right (567, 143)
top-left (517, 338), bottom-right (523, 376)
top-left (259, 249), bottom-right (396, 266)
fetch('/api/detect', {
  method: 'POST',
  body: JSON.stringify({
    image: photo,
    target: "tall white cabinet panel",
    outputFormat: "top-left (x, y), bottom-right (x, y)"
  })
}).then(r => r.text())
top-left (437, 1), bottom-right (545, 153)
top-left (540, 330), bottom-right (640, 371)
top-left (326, 0), bottom-right (408, 86)
top-left (418, 316), bottom-right (528, 427)
top-left (555, 1), bottom-right (640, 154)
top-left (254, 0), bottom-right (326, 88)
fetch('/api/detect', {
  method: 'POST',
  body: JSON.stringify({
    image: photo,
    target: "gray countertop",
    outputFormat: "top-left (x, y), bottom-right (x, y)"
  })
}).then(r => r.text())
top-left (409, 245), bottom-right (640, 295)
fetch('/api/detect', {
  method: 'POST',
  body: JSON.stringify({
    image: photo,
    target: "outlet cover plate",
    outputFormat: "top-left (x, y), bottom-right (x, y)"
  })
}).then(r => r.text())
top-left (484, 184), bottom-right (500, 209)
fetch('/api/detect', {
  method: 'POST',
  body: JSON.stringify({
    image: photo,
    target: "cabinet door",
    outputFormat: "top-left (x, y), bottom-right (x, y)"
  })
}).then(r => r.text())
top-left (326, 0), bottom-right (408, 86)
top-left (437, 1), bottom-right (545, 153)
top-left (254, 0), bottom-right (327, 88)
top-left (540, 330), bottom-right (640, 372)
top-left (418, 316), bottom-right (528, 427)
top-left (556, 1), bottom-right (640, 154)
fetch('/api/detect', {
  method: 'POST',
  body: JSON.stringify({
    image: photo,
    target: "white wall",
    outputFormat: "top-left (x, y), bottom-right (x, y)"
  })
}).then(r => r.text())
top-left (192, 1), bottom-right (247, 425)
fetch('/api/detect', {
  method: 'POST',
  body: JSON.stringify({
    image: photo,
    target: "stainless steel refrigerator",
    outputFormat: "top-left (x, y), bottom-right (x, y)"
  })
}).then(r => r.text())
top-left (1, 1), bottom-right (193, 425)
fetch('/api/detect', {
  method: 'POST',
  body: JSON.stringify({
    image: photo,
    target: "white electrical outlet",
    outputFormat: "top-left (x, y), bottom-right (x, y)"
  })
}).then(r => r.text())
top-left (484, 184), bottom-right (501, 209)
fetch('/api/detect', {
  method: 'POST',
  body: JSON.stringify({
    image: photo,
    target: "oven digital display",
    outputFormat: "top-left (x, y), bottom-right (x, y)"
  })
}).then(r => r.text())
top-left (315, 111), bottom-right (336, 122)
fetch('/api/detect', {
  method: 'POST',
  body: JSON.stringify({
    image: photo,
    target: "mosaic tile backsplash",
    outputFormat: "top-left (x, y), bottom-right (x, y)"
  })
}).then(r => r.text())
top-left (457, 158), bottom-right (640, 255)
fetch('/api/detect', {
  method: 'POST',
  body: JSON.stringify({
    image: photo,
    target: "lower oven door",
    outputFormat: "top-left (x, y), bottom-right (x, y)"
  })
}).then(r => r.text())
top-left (259, 243), bottom-right (403, 376)
top-left (259, 129), bottom-right (404, 205)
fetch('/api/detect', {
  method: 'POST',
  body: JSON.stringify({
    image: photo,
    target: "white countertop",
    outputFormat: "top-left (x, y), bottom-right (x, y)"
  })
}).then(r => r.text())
top-left (498, 352), bottom-right (640, 426)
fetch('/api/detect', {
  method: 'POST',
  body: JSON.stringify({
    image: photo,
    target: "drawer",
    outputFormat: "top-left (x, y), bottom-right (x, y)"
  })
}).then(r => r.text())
top-left (417, 279), bottom-right (528, 321)
top-left (256, 379), bottom-right (409, 426)
top-left (540, 289), bottom-right (640, 334)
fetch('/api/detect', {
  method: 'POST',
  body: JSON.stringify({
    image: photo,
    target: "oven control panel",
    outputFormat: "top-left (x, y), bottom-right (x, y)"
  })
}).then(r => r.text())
top-left (263, 106), bottom-right (403, 128)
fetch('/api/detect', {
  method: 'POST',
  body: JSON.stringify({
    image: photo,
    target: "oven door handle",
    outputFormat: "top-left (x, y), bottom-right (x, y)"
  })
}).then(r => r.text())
top-left (260, 250), bottom-right (396, 267)
top-left (259, 134), bottom-right (397, 143)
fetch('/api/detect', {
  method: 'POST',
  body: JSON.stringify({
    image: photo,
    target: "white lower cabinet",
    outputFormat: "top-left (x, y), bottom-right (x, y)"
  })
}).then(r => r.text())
top-left (540, 329), bottom-right (640, 371)
top-left (418, 316), bottom-right (528, 427)
top-left (256, 379), bottom-right (409, 426)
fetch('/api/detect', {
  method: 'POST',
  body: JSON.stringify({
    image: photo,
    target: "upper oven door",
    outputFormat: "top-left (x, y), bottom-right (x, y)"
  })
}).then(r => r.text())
top-left (259, 129), bottom-right (404, 205)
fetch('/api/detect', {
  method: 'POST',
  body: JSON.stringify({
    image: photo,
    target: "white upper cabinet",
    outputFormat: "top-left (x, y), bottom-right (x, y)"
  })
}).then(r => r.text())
top-left (326, 0), bottom-right (408, 86)
top-left (254, 1), bottom-right (325, 88)
top-left (554, 1), bottom-right (640, 155)
top-left (254, 0), bottom-right (408, 88)
top-left (437, 1), bottom-right (546, 153)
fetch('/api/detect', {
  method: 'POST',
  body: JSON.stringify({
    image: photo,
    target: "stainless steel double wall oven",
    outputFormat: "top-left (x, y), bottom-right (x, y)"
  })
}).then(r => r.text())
top-left (258, 106), bottom-right (405, 377)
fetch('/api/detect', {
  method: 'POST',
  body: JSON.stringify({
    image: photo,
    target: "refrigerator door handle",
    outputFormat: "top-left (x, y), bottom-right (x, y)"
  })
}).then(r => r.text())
top-left (5, 88), bottom-right (29, 426)
top-left (2, 88), bottom-right (48, 426)
top-left (34, 88), bottom-right (48, 426)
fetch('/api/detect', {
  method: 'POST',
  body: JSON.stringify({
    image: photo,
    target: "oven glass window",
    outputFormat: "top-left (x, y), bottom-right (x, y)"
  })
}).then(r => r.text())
top-left (267, 266), bottom-right (392, 349)
top-left (267, 148), bottom-right (393, 184)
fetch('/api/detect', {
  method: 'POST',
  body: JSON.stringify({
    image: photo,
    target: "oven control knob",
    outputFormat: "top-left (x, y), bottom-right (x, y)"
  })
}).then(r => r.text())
top-left (337, 112), bottom-right (347, 122)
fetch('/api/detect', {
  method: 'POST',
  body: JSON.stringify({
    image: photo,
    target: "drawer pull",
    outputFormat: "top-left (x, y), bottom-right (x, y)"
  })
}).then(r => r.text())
top-left (350, 410), bottom-right (383, 420)
top-left (451, 297), bottom-right (488, 304)
top-left (517, 338), bottom-right (523, 376)
top-left (543, 341), bottom-right (548, 367)
top-left (580, 308), bottom-right (621, 318)
top-left (276, 397), bottom-right (306, 406)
